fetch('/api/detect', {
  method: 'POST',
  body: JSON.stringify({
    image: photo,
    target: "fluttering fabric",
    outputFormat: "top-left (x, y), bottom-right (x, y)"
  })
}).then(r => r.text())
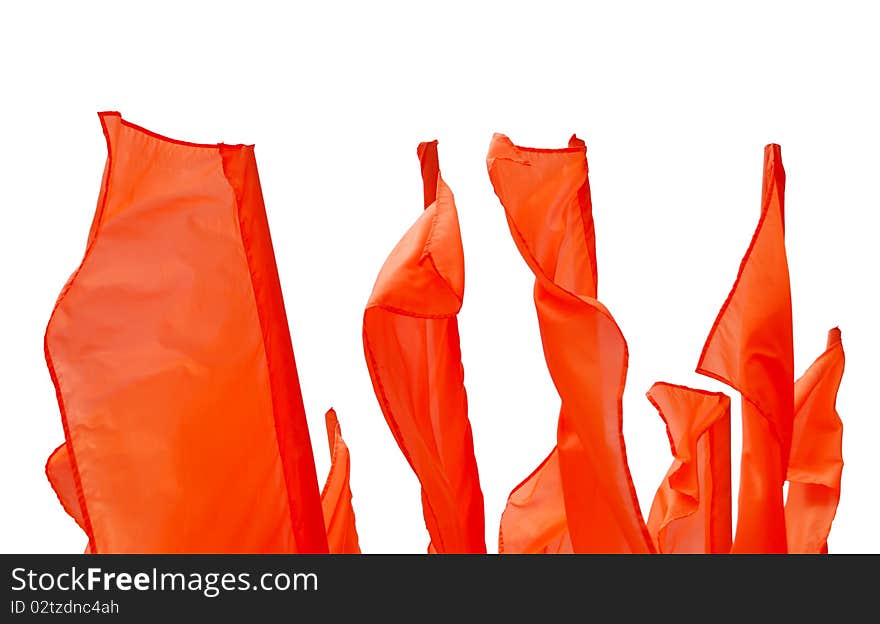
top-left (785, 329), bottom-right (845, 553)
top-left (44, 116), bottom-right (847, 555)
top-left (321, 409), bottom-right (360, 554)
top-left (488, 134), bottom-right (653, 554)
top-left (646, 383), bottom-right (732, 554)
top-left (696, 144), bottom-right (793, 553)
top-left (362, 141), bottom-right (486, 554)
top-left (44, 112), bottom-right (327, 553)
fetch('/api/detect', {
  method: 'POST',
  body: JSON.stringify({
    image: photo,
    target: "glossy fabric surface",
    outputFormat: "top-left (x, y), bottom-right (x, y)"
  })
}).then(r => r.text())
top-left (646, 383), bottom-right (732, 554)
top-left (363, 142), bottom-right (486, 553)
top-left (321, 409), bottom-right (360, 554)
top-left (697, 145), bottom-right (793, 553)
top-left (488, 134), bottom-right (652, 554)
top-left (785, 329), bottom-right (845, 553)
top-left (45, 113), bottom-right (327, 553)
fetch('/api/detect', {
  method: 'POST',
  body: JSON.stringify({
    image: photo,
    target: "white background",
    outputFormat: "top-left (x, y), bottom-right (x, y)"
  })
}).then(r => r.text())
top-left (1, 1), bottom-right (877, 553)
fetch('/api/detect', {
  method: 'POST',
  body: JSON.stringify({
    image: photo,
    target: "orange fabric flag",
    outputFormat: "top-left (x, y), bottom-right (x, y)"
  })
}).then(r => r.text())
top-left (44, 112), bottom-right (327, 553)
top-left (321, 409), bottom-right (360, 554)
top-left (362, 141), bottom-right (486, 553)
top-left (646, 383), bottom-right (732, 554)
top-left (785, 328), bottom-right (845, 553)
top-left (488, 134), bottom-right (652, 554)
top-left (697, 144), bottom-right (793, 553)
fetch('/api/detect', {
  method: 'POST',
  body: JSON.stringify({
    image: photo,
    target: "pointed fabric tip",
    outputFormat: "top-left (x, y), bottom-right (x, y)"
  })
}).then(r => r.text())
top-left (762, 144), bottom-right (786, 226)
top-left (827, 327), bottom-right (842, 347)
top-left (568, 134), bottom-right (586, 150)
top-left (417, 140), bottom-right (440, 208)
top-left (324, 408), bottom-right (339, 447)
top-left (486, 133), bottom-right (530, 166)
top-left (646, 383), bottom-right (732, 554)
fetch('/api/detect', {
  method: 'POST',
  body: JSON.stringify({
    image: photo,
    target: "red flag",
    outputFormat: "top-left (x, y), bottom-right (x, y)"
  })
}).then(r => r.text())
top-left (697, 144), bottom-right (793, 553)
top-left (363, 141), bottom-right (486, 553)
top-left (785, 329), bottom-right (845, 553)
top-left (488, 134), bottom-right (652, 553)
top-left (321, 409), bottom-right (360, 554)
top-left (44, 113), bottom-right (327, 553)
top-left (646, 383), bottom-right (732, 553)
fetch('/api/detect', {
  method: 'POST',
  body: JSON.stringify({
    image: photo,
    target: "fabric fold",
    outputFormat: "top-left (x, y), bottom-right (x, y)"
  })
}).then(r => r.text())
top-left (488, 133), bottom-right (652, 553)
top-left (785, 328), bottom-right (845, 553)
top-left (646, 383), bottom-right (732, 553)
top-left (363, 140), bottom-right (486, 554)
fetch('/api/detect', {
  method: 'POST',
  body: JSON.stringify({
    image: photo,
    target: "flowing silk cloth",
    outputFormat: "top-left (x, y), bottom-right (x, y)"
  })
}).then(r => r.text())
top-left (363, 141), bottom-right (486, 553)
top-left (44, 112), bottom-right (327, 553)
top-left (697, 145), bottom-right (793, 553)
top-left (321, 409), bottom-right (360, 553)
top-left (43, 117), bottom-right (846, 555)
top-left (786, 329), bottom-right (845, 553)
top-left (646, 383), bottom-right (732, 554)
top-left (488, 134), bottom-right (652, 554)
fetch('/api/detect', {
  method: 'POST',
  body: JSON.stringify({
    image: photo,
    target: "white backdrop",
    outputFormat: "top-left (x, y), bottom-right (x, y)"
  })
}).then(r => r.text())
top-left (1, 1), bottom-right (877, 553)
